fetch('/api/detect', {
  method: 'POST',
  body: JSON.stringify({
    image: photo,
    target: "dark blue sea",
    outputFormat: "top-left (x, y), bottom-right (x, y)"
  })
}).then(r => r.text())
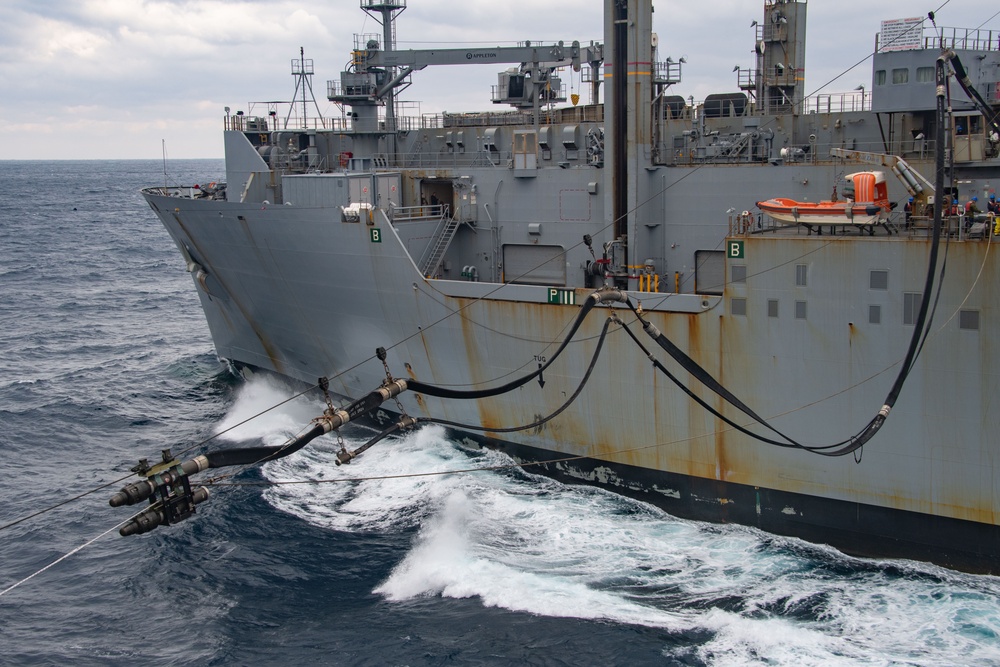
top-left (2, 160), bottom-right (999, 666)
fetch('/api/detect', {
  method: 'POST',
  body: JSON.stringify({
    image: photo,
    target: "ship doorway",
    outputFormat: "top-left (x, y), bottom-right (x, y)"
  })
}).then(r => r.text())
top-left (420, 180), bottom-right (454, 218)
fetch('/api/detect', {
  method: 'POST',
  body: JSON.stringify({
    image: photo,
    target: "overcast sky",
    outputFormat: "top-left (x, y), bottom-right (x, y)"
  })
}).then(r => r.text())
top-left (1, 0), bottom-right (995, 160)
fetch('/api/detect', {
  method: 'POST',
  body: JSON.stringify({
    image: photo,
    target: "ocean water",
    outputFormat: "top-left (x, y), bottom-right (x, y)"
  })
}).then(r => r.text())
top-left (1, 159), bottom-right (999, 666)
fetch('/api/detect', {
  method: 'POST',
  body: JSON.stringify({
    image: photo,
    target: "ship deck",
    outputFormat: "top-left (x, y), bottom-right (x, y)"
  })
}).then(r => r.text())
top-left (740, 214), bottom-right (997, 241)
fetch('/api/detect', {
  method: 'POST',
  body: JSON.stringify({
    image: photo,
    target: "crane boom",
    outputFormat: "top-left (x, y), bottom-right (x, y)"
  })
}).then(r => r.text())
top-left (830, 148), bottom-right (934, 197)
top-left (363, 41), bottom-right (602, 70)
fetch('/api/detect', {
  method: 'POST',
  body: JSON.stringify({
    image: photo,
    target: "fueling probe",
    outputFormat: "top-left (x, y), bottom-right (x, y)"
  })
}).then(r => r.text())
top-left (109, 449), bottom-right (211, 536)
top-left (108, 358), bottom-right (414, 537)
top-left (108, 290), bottom-right (636, 536)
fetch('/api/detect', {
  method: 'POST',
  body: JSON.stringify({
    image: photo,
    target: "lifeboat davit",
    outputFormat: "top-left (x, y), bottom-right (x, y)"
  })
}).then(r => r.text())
top-left (756, 171), bottom-right (891, 226)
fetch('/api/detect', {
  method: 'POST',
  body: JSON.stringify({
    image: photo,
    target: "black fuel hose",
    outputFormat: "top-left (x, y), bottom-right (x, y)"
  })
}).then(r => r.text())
top-left (407, 289), bottom-right (622, 399)
top-left (947, 51), bottom-right (1000, 134)
top-left (618, 56), bottom-right (950, 457)
top-left (351, 315), bottom-right (616, 450)
top-left (418, 315), bottom-right (614, 434)
top-left (202, 423), bottom-right (327, 468)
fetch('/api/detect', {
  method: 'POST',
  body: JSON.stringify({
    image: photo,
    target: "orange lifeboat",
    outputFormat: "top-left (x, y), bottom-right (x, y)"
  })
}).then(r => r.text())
top-left (757, 171), bottom-right (892, 226)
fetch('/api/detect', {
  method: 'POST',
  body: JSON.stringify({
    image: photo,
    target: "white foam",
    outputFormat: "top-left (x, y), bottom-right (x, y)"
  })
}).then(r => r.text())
top-left (244, 416), bottom-right (1000, 665)
top-left (214, 375), bottom-right (324, 445)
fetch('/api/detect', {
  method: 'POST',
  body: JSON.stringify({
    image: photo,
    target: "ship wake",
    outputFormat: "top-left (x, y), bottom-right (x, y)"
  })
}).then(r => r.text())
top-left (209, 376), bottom-right (1000, 666)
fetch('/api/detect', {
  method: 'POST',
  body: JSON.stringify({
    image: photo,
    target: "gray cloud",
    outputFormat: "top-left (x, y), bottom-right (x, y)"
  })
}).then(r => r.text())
top-left (0, 0), bottom-right (993, 159)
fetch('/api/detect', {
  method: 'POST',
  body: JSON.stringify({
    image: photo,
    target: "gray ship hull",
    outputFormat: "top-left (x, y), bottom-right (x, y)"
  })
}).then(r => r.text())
top-left (144, 184), bottom-right (1000, 573)
top-left (138, 0), bottom-right (1000, 571)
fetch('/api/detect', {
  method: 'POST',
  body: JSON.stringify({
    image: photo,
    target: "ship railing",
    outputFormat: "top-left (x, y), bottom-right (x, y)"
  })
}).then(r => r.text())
top-left (906, 213), bottom-right (998, 241)
top-left (327, 78), bottom-right (378, 99)
top-left (728, 210), bottom-right (777, 236)
top-left (358, 115), bottom-right (423, 132)
top-left (734, 209), bottom-right (996, 242)
top-left (664, 137), bottom-right (917, 166)
top-left (735, 68), bottom-right (757, 92)
top-left (417, 106), bottom-right (604, 129)
top-left (360, 0), bottom-right (407, 10)
top-left (925, 27), bottom-right (1000, 52)
top-left (490, 82), bottom-right (568, 105)
top-left (653, 60), bottom-right (683, 85)
top-left (389, 203), bottom-right (447, 222)
top-left (802, 91), bottom-right (869, 114)
top-left (874, 25), bottom-right (999, 52)
top-left (684, 90), bottom-right (872, 117)
top-left (225, 107), bottom-right (350, 132)
top-left (424, 111), bottom-right (535, 128)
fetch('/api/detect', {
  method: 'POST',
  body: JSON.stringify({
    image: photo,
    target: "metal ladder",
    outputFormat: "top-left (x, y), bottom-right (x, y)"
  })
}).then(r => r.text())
top-left (420, 216), bottom-right (460, 277)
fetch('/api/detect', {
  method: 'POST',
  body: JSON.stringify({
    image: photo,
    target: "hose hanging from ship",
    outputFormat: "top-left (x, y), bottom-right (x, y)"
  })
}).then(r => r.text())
top-left (104, 33), bottom-right (962, 536)
top-left (945, 50), bottom-right (1000, 143)
top-left (618, 54), bottom-right (951, 458)
top-left (106, 289), bottom-right (625, 535)
top-left (108, 161), bottom-right (947, 534)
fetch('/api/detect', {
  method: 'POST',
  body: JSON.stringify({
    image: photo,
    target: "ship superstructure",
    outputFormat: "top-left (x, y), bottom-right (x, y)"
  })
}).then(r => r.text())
top-left (138, 0), bottom-right (1000, 573)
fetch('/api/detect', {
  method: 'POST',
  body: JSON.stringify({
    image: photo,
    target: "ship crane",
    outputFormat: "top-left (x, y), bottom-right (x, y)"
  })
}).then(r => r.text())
top-left (829, 147), bottom-right (934, 201)
top-left (358, 41), bottom-right (605, 109)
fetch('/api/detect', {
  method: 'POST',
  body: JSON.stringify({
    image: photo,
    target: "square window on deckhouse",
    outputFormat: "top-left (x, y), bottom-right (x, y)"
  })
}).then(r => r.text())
top-left (960, 310), bottom-right (980, 331)
top-left (870, 270), bottom-right (888, 290)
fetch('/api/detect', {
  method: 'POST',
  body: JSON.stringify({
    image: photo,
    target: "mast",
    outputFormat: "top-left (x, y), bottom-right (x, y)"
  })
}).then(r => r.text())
top-left (287, 47), bottom-right (324, 130)
top-left (604, 0), bottom-right (654, 286)
top-left (754, 0), bottom-right (807, 114)
top-left (361, 0), bottom-right (407, 157)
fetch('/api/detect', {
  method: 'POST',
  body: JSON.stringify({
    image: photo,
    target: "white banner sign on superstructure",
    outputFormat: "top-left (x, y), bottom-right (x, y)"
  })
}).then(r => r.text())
top-left (879, 17), bottom-right (923, 52)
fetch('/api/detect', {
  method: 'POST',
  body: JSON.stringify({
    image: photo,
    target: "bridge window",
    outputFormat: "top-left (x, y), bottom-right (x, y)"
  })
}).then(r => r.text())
top-left (875, 70), bottom-right (886, 86)
top-left (892, 68), bottom-right (909, 84)
top-left (795, 264), bottom-right (807, 287)
top-left (916, 67), bottom-right (934, 83)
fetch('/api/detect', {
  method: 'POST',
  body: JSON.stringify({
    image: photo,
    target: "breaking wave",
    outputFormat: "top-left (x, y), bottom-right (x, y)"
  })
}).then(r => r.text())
top-left (209, 376), bottom-right (1000, 666)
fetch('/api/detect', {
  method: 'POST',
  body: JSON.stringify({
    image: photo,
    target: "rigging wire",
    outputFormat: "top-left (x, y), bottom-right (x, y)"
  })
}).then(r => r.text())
top-left (0, 475), bottom-right (133, 532)
top-left (11, 4), bottom-right (986, 532)
top-left (0, 383), bottom-right (318, 534)
top-left (0, 512), bottom-right (142, 598)
top-left (150, 32), bottom-right (985, 482)
top-left (343, 3), bottom-right (983, 388)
